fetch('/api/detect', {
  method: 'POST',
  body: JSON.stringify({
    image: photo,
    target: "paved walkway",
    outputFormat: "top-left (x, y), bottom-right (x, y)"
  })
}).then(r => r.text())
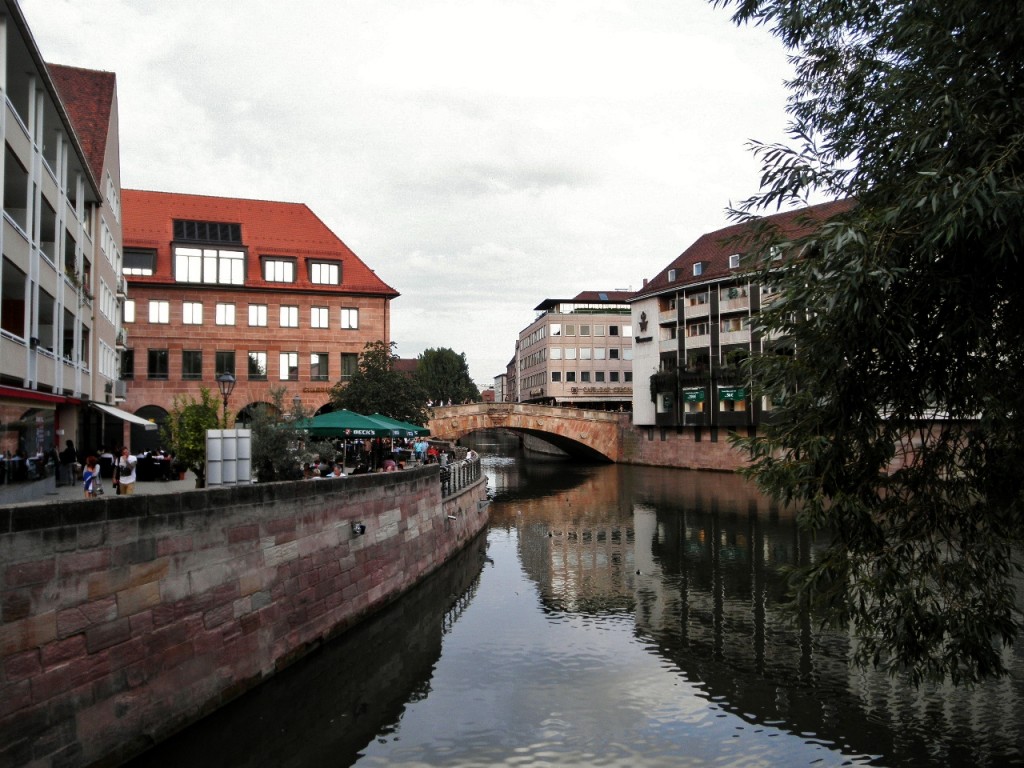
top-left (12, 472), bottom-right (200, 507)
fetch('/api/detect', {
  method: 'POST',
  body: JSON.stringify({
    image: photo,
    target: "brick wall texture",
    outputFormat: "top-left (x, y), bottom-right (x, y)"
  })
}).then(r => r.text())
top-left (0, 467), bottom-right (487, 767)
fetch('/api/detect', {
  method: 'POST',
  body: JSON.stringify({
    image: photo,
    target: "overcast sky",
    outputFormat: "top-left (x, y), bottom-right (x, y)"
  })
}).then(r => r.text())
top-left (21, 0), bottom-right (792, 388)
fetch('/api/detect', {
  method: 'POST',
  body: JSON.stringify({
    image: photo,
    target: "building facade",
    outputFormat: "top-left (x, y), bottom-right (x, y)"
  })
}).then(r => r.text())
top-left (1, 2), bottom-right (126, 497)
top-left (515, 291), bottom-right (633, 409)
top-left (119, 190), bottom-right (398, 451)
top-left (630, 200), bottom-right (854, 429)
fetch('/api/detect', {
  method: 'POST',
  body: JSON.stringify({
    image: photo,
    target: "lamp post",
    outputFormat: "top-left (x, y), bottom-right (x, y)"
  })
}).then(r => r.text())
top-left (292, 394), bottom-right (302, 420)
top-left (216, 372), bottom-right (236, 428)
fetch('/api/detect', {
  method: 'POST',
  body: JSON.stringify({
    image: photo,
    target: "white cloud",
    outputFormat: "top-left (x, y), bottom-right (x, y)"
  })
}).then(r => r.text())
top-left (21, 0), bottom-right (793, 387)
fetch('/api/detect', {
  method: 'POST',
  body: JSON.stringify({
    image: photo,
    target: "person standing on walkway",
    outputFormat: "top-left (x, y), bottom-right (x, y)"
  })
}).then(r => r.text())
top-left (82, 457), bottom-right (100, 498)
top-left (115, 446), bottom-right (138, 495)
top-left (59, 440), bottom-right (78, 487)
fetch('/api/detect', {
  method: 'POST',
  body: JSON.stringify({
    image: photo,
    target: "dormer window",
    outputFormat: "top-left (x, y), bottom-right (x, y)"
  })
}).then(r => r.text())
top-left (667, 268), bottom-right (677, 282)
top-left (693, 262), bottom-right (704, 277)
top-left (729, 253), bottom-right (741, 269)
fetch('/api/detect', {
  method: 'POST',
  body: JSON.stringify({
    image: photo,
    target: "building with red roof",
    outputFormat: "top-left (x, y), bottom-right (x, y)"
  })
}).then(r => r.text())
top-left (515, 290), bottom-right (634, 409)
top-left (629, 199), bottom-right (855, 429)
top-left (0, 1), bottom-right (128, 501)
top-left (119, 189), bottom-right (399, 448)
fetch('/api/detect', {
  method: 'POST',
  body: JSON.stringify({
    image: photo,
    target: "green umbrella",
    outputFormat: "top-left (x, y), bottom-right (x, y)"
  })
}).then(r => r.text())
top-left (295, 410), bottom-right (392, 438)
top-left (366, 413), bottom-right (430, 437)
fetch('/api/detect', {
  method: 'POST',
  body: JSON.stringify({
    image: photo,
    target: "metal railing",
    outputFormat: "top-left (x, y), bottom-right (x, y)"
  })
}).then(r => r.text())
top-left (440, 456), bottom-right (481, 498)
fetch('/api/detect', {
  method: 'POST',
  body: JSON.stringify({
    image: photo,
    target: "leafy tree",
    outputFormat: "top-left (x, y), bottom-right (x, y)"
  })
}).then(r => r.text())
top-left (329, 340), bottom-right (429, 425)
top-left (162, 388), bottom-right (221, 488)
top-left (716, 0), bottom-right (1024, 684)
top-left (249, 387), bottom-right (335, 482)
top-left (415, 347), bottom-right (480, 404)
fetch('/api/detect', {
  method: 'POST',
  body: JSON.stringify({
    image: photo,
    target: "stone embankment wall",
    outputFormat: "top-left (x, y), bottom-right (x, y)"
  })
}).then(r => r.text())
top-left (618, 417), bottom-right (752, 472)
top-left (0, 465), bottom-right (488, 768)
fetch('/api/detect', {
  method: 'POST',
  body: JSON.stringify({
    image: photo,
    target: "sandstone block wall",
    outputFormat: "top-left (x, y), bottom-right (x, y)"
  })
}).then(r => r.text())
top-left (0, 466), bottom-right (488, 767)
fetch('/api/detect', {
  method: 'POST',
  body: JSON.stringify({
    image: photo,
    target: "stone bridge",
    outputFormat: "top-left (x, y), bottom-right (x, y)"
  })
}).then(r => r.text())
top-left (427, 403), bottom-right (628, 461)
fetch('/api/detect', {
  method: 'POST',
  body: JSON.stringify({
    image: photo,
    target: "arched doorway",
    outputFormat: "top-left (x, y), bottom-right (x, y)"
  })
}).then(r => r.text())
top-left (130, 405), bottom-right (168, 455)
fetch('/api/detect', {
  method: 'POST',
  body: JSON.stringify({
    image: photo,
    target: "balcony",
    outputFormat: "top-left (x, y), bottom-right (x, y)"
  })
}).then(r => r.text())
top-left (115, 330), bottom-right (128, 350)
top-left (116, 275), bottom-right (128, 299)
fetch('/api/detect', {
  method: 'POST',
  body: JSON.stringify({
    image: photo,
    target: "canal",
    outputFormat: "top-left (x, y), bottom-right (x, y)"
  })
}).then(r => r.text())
top-left (126, 434), bottom-right (1024, 767)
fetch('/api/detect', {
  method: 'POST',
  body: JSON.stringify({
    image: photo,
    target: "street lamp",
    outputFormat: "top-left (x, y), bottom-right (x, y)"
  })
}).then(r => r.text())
top-left (292, 394), bottom-right (302, 419)
top-left (216, 372), bottom-right (236, 428)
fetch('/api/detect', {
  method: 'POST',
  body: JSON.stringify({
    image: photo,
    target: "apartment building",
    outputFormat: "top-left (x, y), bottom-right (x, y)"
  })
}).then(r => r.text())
top-left (630, 199), bottom-right (855, 429)
top-left (119, 190), bottom-right (398, 451)
top-left (1, 1), bottom-right (127, 496)
top-left (515, 291), bottom-right (633, 409)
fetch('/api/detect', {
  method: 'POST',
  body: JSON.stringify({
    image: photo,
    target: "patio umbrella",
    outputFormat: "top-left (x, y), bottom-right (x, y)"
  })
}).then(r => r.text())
top-left (295, 410), bottom-right (392, 438)
top-left (366, 413), bottom-right (430, 437)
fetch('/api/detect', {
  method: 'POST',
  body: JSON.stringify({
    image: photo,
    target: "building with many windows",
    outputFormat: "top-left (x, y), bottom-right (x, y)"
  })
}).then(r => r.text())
top-left (515, 291), bottom-right (633, 409)
top-left (629, 199), bottom-right (855, 429)
top-left (119, 189), bottom-right (398, 450)
top-left (1, 1), bottom-right (128, 497)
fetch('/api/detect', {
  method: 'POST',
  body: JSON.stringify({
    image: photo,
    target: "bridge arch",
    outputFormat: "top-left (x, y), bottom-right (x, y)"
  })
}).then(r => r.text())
top-left (427, 403), bottom-right (626, 461)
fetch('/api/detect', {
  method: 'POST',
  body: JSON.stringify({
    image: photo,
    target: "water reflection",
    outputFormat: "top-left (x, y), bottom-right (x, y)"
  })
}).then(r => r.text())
top-left (489, 448), bottom-right (1024, 768)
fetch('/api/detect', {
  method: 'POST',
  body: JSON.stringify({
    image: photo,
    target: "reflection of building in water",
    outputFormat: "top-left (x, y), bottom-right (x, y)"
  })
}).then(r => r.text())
top-left (500, 466), bottom-right (1024, 767)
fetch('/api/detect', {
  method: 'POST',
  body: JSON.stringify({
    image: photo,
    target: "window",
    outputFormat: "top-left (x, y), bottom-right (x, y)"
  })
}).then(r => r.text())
top-left (248, 351), bottom-right (268, 380)
top-left (581, 371), bottom-right (591, 383)
top-left (174, 246), bottom-right (244, 284)
top-left (147, 349), bottom-right (168, 379)
top-left (565, 348), bottom-right (577, 360)
top-left (595, 372), bottom-right (605, 382)
top-left (610, 371), bottom-right (620, 382)
top-left (594, 348), bottom-right (606, 360)
top-left (609, 325), bottom-right (619, 336)
top-left (550, 348), bottom-right (562, 360)
top-left (311, 306), bottom-right (329, 328)
top-left (564, 324), bottom-right (576, 336)
top-left (566, 371), bottom-right (576, 382)
top-left (721, 316), bottom-right (745, 333)
top-left (624, 371), bottom-right (633, 382)
top-left (123, 248), bottom-right (155, 276)
top-left (622, 325), bottom-right (632, 337)
top-left (340, 308), bottom-right (359, 329)
top-left (216, 303), bottom-right (236, 326)
top-left (579, 325), bottom-right (591, 336)
top-left (120, 349), bottom-right (134, 380)
top-left (687, 321), bottom-right (709, 337)
top-left (173, 220), bottom-right (241, 243)
top-left (183, 302), bottom-right (203, 325)
top-left (311, 352), bottom-right (329, 380)
top-left (280, 352), bottom-right (299, 381)
top-left (124, 299), bottom-right (135, 323)
top-left (216, 351), bottom-right (235, 377)
top-left (668, 268), bottom-right (677, 282)
top-left (623, 349), bottom-right (634, 361)
top-left (551, 371), bottom-right (561, 382)
top-left (341, 353), bottom-right (358, 381)
top-left (594, 325), bottom-right (605, 336)
top-left (263, 258), bottom-right (295, 283)
top-left (310, 261), bottom-right (340, 285)
top-left (729, 253), bottom-right (741, 269)
top-left (609, 348), bottom-right (619, 359)
top-left (280, 305), bottom-right (298, 327)
top-left (693, 262), bottom-right (704, 276)
top-left (182, 350), bottom-right (203, 380)
top-left (148, 300), bottom-right (169, 324)
top-left (550, 323), bottom-right (561, 336)
top-left (249, 304), bottom-right (267, 326)
top-left (579, 348), bottom-right (592, 360)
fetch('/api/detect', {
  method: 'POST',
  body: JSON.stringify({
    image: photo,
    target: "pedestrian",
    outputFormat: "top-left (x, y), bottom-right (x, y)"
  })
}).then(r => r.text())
top-left (82, 456), bottom-right (99, 498)
top-left (59, 439), bottom-right (77, 487)
top-left (115, 446), bottom-right (138, 495)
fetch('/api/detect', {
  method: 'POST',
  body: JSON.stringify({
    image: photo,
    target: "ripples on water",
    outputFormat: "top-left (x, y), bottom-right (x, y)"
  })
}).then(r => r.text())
top-left (126, 438), bottom-right (1024, 767)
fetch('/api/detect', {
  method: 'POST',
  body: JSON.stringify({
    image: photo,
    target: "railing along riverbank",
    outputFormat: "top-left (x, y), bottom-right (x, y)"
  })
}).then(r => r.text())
top-left (440, 456), bottom-right (482, 497)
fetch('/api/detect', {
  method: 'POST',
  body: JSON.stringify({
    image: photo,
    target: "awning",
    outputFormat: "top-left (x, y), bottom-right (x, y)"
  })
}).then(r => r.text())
top-left (91, 403), bottom-right (159, 430)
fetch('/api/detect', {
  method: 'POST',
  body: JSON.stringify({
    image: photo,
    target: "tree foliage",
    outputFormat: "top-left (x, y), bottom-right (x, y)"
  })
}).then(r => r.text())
top-left (249, 387), bottom-right (335, 482)
top-left (329, 340), bottom-right (429, 425)
top-left (715, 0), bottom-right (1024, 684)
top-left (415, 347), bottom-right (480, 404)
top-left (162, 388), bottom-right (221, 488)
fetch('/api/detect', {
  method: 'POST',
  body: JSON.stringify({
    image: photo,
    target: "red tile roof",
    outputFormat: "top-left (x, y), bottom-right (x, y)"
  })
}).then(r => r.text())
top-left (122, 189), bottom-right (399, 297)
top-left (47, 64), bottom-right (116, 183)
top-left (633, 199), bottom-right (857, 300)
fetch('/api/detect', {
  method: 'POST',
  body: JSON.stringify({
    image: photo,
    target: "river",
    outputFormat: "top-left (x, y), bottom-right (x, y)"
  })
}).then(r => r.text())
top-left (126, 434), bottom-right (1024, 767)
